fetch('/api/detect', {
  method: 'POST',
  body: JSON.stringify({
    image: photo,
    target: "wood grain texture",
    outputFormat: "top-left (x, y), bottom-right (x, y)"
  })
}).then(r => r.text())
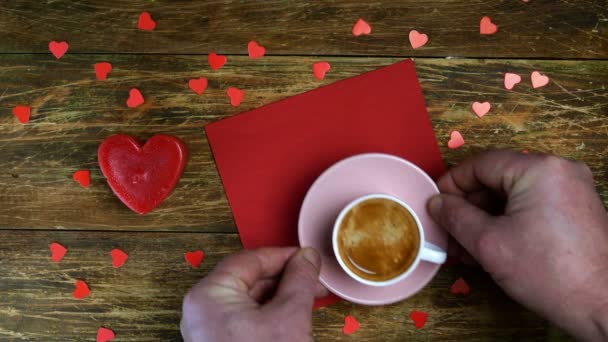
top-left (0, 231), bottom-right (572, 341)
top-left (1, 55), bottom-right (606, 231)
top-left (0, 0), bottom-right (605, 58)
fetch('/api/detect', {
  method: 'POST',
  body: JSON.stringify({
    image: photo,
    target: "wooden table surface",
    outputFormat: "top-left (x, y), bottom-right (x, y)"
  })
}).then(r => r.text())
top-left (1, 1), bottom-right (606, 341)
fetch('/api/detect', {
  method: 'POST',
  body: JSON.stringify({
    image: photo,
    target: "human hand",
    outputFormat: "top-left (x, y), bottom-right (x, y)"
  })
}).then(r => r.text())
top-left (428, 150), bottom-right (608, 341)
top-left (181, 247), bottom-right (327, 342)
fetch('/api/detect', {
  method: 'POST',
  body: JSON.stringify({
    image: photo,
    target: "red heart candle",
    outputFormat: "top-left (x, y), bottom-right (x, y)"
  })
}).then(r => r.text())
top-left (98, 134), bottom-right (188, 214)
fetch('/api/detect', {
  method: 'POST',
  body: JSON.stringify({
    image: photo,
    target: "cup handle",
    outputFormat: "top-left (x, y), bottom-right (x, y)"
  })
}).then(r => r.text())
top-left (419, 242), bottom-right (447, 264)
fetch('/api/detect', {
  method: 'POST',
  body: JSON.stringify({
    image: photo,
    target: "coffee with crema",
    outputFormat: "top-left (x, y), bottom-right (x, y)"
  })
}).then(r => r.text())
top-left (337, 198), bottom-right (420, 282)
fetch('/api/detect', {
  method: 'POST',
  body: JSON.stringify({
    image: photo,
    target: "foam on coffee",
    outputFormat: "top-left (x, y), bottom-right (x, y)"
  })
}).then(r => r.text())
top-left (337, 198), bottom-right (420, 282)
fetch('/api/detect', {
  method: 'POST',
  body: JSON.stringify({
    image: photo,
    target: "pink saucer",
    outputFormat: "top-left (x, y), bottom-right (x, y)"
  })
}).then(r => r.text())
top-left (298, 153), bottom-right (447, 305)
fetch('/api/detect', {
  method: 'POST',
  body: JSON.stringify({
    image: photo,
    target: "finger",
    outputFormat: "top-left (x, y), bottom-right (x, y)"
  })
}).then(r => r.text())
top-left (428, 194), bottom-right (493, 261)
top-left (465, 189), bottom-right (506, 215)
top-left (264, 248), bottom-right (323, 322)
top-left (248, 277), bottom-right (279, 303)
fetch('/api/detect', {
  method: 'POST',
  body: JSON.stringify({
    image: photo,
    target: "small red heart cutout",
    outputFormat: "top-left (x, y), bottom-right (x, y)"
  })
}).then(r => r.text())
top-left (12, 105), bottom-right (31, 124)
top-left (409, 30), bottom-right (429, 49)
top-left (504, 72), bottom-right (522, 90)
top-left (110, 248), bottom-right (129, 268)
top-left (531, 71), bottom-right (550, 88)
top-left (188, 77), bottom-right (208, 95)
top-left (73, 280), bottom-right (90, 299)
top-left (98, 134), bottom-right (188, 215)
top-left (248, 41), bottom-right (266, 59)
top-left (450, 277), bottom-right (470, 295)
top-left (480, 16), bottom-right (498, 35)
top-left (522, 149), bottom-right (530, 154)
top-left (73, 170), bottom-right (90, 188)
top-left (227, 87), bottom-right (245, 107)
top-left (94, 62), bottom-right (112, 80)
top-left (448, 131), bottom-right (465, 149)
top-left (185, 250), bottom-right (204, 268)
top-left (342, 315), bottom-right (360, 335)
top-left (312, 62), bottom-right (331, 80)
top-left (352, 18), bottom-right (371, 36)
top-left (126, 88), bottom-right (144, 108)
top-left (208, 52), bottom-right (227, 70)
top-left (49, 41), bottom-right (69, 59)
top-left (410, 311), bottom-right (428, 329)
top-left (49, 242), bottom-right (67, 262)
top-left (137, 11), bottom-right (156, 31)
top-left (471, 101), bottom-right (491, 118)
top-left (97, 327), bottom-right (115, 342)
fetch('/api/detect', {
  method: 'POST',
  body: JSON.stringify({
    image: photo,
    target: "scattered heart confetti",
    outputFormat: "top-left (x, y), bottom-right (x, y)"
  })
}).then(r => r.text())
top-left (73, 280), bottom-right (90, 299)
top-left (531, 71), bottom-right (550, 88)
top-left (450, 277), bottom-right (470, 295)
top-left (137, 11), bottom-right (156, 31)
top-left (94, 62), bottom-right (112, 81)
top-left (188, 77), bottom-right (208, 95)
top-left (521, 149), bottom-right (529, 154)
top-left (73, 170), bottom-right (90, 188)
top-left (208, 52), bottom-right (227, 70)
top-left (248, 41), bottom-right (266, 59)
top-left (110, 248), bottom-right (129, 268)
top-left (480, 16), bottom-right (498, 35)
top-left (342, 315), bottom-right (360, 335)
top-left (97, 327), bottom-right (115, 342)
top-left (126, 88), bottom-right (144, 108)
top-left (227, 87), bottom-right (245, 107)
top-left (410, 311), bottom-right (428, 329)
top-left (12, 105), bottom-right (30, 124)
top-left (49, 242), bottom-right (67, 262)
top-left (471, 101), bottom-right (491, 118)
top-left (185, 250), bottom-right (204, 268)
top-left (448, 131), bottom-right (465, 149)
top-left (312, 62), bottom-right (331, 80)
top-left (49, 41), bottom-right (69, 59)
top-left (352, 18), bottom-right (371, 36)
top-left (409, 30), bottom-right (429, 49)
top-left (504, 73), bottom-right (522, 90)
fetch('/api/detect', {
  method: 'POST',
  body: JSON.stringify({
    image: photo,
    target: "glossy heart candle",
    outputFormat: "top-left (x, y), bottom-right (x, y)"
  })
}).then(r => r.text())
top-left (98, 134), bottom-right (187, 214)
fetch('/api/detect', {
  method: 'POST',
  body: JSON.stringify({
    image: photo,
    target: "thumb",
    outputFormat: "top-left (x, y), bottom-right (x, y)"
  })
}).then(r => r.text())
top-left (428, 194), bottom-right (493, 261)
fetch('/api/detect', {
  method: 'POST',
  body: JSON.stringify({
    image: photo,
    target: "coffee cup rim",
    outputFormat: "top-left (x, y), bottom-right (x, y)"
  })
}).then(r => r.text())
top-left (332, 193), bottom-right (425, 287)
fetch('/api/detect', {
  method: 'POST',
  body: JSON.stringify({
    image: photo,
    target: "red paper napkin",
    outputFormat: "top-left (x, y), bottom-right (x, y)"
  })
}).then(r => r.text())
top-left (205, 59), bottom-right (445, 308)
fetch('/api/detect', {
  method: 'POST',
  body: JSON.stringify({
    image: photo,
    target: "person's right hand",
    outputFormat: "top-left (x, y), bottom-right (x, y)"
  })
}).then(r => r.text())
top-left (427, 150), bottom-right (608, 341)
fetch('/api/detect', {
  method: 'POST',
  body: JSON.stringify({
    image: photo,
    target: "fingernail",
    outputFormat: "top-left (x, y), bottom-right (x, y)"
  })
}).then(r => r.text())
top-left (428, 195), bottom-right (443, 218)
top-left (301, 248), bottom-right (321, 268)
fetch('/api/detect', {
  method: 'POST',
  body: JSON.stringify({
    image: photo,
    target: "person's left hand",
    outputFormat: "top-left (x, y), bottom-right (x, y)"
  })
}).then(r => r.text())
top-left (180, 247), bottom-right (327, 342)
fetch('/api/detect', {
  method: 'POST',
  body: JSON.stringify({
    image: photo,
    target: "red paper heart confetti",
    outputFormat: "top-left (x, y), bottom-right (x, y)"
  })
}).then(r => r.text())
top-left (98, 134), bottom-right (188, 215)
top-left (73, 280), bottom-right (90, 299)
top-left (471, 101), bottom-right (491, 118)
top-left (185, 250), bottom-right (204, 268)
top-left (94, 62), bottom-right (112, 81)
top-left (188, 77), bottom-right (208, 95)
top-left (450, 277), bottom-right (470, 295)
top-left (531, 71), bottom-right (550, 88)
top-left (137, 11), bottom-right (156, 31)
top-left (448, 131), bottom-right (465, 149)
top-left (49, 242), bottom-right (67, 262)
top-left (409, 311), bottom-right (428, 329)
top-left (110, 248), bottom-right (129, 268)
top-left (504, 72), bottom-right (522, 90)
top-left (227, 87), bottom-right (245, 107)
top-left (126, 88), bottom-right (145, 108)
top-left (352, 18), bottom-right (371, 36)
top-left (480, 16), bottom-right (498, 35)
top-left (49, 41), bottom-right (69, 59)
top-left (342, 315), bottom-right (360, 335)
top-left (12, 105), bottom-right (30, 124)
top-left (409, 30), bottom-right (428, 49)
top-left (312, 62), bottom-right (331, 80)
top-left (521, 149), bottom-right (529, 154)
top-left (73, 170), bottom-right (90, 188)
top-left (248, 41), bottom-right (266, 59)
top-left (208, 52), bottom-right (227, 70)
top-left (97, 327), bottom-right (115, 342)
